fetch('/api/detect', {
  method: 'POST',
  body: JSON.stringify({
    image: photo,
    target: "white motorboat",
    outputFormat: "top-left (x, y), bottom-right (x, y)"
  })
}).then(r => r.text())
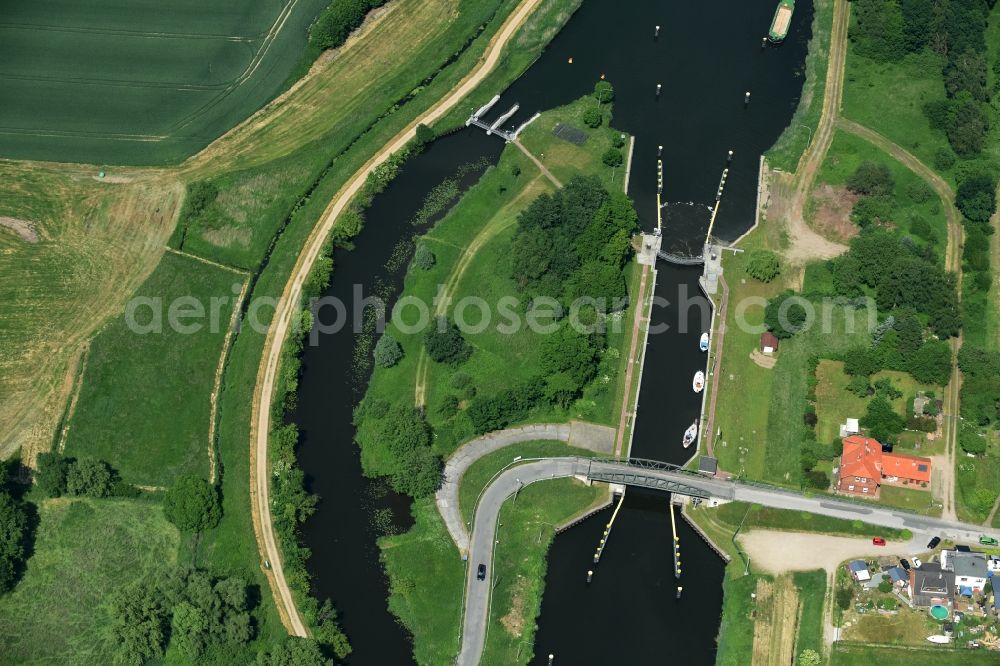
top-left (699, 332), bottom-right (709, 352)
top-left (692, 370), bottom-right (705, 393)
top-left (682, 421), bottom-right (698, 448)
top-left (926, 635), bottom-right (950, 644)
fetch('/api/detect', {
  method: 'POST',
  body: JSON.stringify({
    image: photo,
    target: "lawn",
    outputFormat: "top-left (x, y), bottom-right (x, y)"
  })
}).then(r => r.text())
top-left (841, 41), bottom-right (954, 184)
top-left (0, 498), bottom-right (179, 664)
top-left (0, 0), bottom-right (331, 164)
top-left (878, 485), bottom-right (940, 517)
top-left (766, 0), bottom-right (834, 173)
top-left (715, 567), bottom-right (766, 666)
top-left (64, 251), bottom-right (243, 486)
top-left (793, 569), bottom-right (828, 660)
top-left (957, 449), bottom-right (1000, 525)
top-left (832, 643), bottom-right (1000, 665)
top-left (813, 130), bottom-right (950, 252)
top-left (814, 360), bottom-right (940, 450)
top-left (704, 502), bottom-right (908, 541)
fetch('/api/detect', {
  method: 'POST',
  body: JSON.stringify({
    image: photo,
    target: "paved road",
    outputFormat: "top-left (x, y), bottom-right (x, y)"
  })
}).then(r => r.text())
top-left (457, 457), bottom-right (1000, 665)
top-left (248, 0), bottom-right (549, 637)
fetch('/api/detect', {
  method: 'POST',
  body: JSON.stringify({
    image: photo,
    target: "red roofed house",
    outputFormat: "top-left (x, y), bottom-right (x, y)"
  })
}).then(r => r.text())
top-left (837, 435), bottom-right (932, 498)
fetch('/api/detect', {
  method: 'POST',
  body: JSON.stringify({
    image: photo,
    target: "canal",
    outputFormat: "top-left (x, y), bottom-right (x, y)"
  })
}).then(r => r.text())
top-left (292, 0), bottom-right (814, 663)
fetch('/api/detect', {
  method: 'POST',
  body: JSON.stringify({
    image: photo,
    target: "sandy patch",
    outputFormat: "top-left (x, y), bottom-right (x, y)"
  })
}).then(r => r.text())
top-left (0, 216), bottom-right (41, 242)
top-left (750, 349), bottom-right (777, 369)
top-left (739, 530), bottom-right (916, 574)
top-left (751, 575), bottom-right (799, 666)
top-left (500, 575), bottom-right (529, 637)
top-left (92, 174), bottom-right (134, 184)
top-left (811, 184), bottom-right (860, 243)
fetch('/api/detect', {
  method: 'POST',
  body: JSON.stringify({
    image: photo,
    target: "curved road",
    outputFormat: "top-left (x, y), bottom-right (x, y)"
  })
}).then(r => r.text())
top-left (249, 0), bottom-right (548, 637)
top-left (458, 457), bottom-right (1000, 665)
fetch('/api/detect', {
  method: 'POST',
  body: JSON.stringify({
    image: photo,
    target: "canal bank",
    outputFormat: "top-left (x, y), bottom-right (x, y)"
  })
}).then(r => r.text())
top-left (292, 0), bottom-right (816, 663)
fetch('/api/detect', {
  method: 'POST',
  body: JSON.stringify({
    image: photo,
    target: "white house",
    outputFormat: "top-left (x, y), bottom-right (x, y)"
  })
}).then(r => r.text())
top-left (839, 417), bottom-right (860, 438)
top-left (942, 551), bottom-right (989, 595)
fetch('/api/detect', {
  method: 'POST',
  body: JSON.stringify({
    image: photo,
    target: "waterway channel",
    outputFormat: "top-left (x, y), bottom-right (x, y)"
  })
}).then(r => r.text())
top-left (293, 0), bottom-right (814, 662)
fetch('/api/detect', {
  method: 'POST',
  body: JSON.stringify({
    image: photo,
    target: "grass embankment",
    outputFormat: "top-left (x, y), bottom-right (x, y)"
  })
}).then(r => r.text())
top-left (0, 0), bottom-right (330, 165)
top-left (832, 643), bottom-right (1000, 666)
top-left (695, 502), bottom-right (908, 542)
top-left (0, 166), bottom-right (181, 461)
top-left (64, 251), bottom-right (243, 486)
top-left (809, 130), bottom-right (950, 248)
top-left (0, 498), bottom-right (179, 663)
top-left (766, 0), bottom-right (835, 173)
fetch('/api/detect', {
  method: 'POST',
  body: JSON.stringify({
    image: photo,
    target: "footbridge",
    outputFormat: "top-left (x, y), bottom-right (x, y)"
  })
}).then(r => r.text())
top-left (465, 93), bottom-right (538, 143)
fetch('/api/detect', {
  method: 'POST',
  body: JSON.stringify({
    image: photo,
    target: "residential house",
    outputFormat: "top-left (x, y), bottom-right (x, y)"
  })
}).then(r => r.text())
top-left (908, 562), bottom-right (955, 608)
top-left (886, 566), bottom-right (908, 588)
top-left (837, 435), bottom-right (933, 497)
top-left (848, 559), bottom-right (871, 582)
top-left (942, 550), bottom-right (989, 596)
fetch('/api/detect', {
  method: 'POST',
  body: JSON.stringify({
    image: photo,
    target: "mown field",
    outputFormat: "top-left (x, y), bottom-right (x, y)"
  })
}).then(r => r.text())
top-left (63, 251), bottom-right (243, 486)
top-left (0, 0), bottom-right (330, 164)
top-left (832, 643), bottom-right (1000, 666)
top-left (0, 498), bottom-right (179, 664)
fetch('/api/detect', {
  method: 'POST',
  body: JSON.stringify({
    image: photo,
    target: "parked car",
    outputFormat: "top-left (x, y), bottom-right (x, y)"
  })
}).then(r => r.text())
top-left (477, 563), bottom-right (487, 581)
top-left (927, 536), bottom-right (941, 549)
top-left (979, 535), bottom-right (999, 547)
top-left (899, 559), bottom-right (911, 571)
top-left (913, 557), bottom-right (923, 568)
top-left (873, 537), bottom-right (886, 546)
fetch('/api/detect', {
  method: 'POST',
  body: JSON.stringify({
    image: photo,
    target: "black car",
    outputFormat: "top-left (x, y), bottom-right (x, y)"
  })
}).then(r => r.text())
top-left (927, 536), bottom-right (941, 549)
top-left (477, 563), bottom-right (487, 581)
top-left (899, 558), bottom-right (911, 571)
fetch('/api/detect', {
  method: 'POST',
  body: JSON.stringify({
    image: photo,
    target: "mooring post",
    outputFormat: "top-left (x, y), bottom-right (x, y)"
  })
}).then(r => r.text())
top-left (727, 149), bottom-right (734, 165)
top-left (587, 570), bottom-right (593, 584)
top-left (548, 655), bottom-right (555, 665)
top-left (744, 91), bottom-right (751, 106)
top-left (654, 25), bottom-right (660, 38)
top-left (676, 586), bottom-right (683, 599)
top-left (761, 36), bottom-right (767, 49)
top-left (657, 144), bottom-right (663, 157)
top-left (656, 83), bottom-right (662, 97)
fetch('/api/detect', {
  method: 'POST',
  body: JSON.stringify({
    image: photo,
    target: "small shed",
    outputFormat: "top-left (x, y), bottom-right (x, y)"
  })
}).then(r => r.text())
top-left (698, 456), bottom-right (719, 476)
top-left (760, 332), bottom-right (779, 355)
top-left (848, 559), bottom-right (871, 582)
top-left (839, 417), bottom-right (860, 438)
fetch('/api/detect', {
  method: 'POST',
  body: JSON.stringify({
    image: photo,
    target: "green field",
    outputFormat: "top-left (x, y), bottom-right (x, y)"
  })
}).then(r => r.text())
top-left (0, 498), bottom-right (179, 664)
top-left (64, 251), bottom-right (242, 485)
top-left (0, 0), bottom-right (331, 164)
top-left (702, 502), bottom-right (908, 541)
top-left (793, 569), bottom-right (828, 660)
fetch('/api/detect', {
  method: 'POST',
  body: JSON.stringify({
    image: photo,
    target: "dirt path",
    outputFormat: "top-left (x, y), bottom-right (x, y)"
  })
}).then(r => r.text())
top-left (614, 265), bottom-right (650, 455)
top-left (781, 0), bottom-right (850, 265)
top-left (248, 0), bottom-right (548, 637)
top-left (837, 118), bottom-right (965, 522)
top-left (513, 139), bottom-right (562, 188)
top-left (751, 576), bottom-right (800, 666)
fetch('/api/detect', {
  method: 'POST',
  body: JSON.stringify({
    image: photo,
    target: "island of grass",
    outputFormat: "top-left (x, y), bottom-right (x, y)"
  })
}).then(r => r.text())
top-left (362, 91), bottom-right (642, 664)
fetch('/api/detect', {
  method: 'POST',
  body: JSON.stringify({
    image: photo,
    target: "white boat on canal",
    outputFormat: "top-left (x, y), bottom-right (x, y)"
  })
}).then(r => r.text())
top-left (682, 421), bottom-right (698, 448)
top-left (692, 370), bottom-right (705, 393)
top-left (699, 332), bottom-right (709, 352)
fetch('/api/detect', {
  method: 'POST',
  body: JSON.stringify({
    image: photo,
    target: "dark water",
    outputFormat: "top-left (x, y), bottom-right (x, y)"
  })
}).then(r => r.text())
top-left (294, 0), bottom-right (813, 663)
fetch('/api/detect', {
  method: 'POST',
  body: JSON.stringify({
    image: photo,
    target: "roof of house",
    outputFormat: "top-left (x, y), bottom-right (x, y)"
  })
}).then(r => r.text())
top-left (881, 452), bottom-right (932, 483)
top-left (910, 563), bottom-right (955, 606)
top-left (887, 567), bottom-right (907, 583)
top-left (761, 332), bottom-right (779, 349)
top-left (848, 560), bottom-right (867, 572)
top-left (698, 456), bottom-right (718, 475)
top-left (840, 436), bottom-right (882, 481)
top-left (994, 593), bottom-right (1000, 611)
top-left (953, 553), bottom-right (988, 579)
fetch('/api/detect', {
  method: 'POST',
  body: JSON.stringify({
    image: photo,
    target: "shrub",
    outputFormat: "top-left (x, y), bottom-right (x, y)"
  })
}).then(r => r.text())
top-left (0, 490), bottom-right (28, 594)
top-left (906, 181), bottom-right (933, 203)
top-left (510, 164), bottom-right (521, 177)
top-left (960, 429), bottom-right (987, 455)
top-left (414, 123), bottom-right (435, 146)
top-left (612, 133), bottom-right (626, 149)
top-left (847, 161), bottom-right (895, 197)
top-left (933, 147), bottom-right (957, 171)
top-left (425, 319), bottom-right (472, 365)
top-left (745, 249), bottom-right (781, 282)
top-left (878, 578), bottom-right (894, 593)
top-left (850, 196), bottom-right (893, 228)
top-left (582, 107), bottom-right (602, 128)
top-left (836, 586), bottom-right (853, 610)
top-left (450, 373), bottom-right (472, 390)
top-left (163, 476), bottom-right (222, 532)
top-left (923, 99), bottom-right (951, 130)
top-left (373, 334), bottom-right (403, 368)
top-left (601, 148), bottom-right (623, 167)
top-left (66, 458), bottom-right (113, 498)
top-left (764, 291), bottom-right (809, 339)
top-left (413, 244), bottom-right (435, 270)
top-left (909, 215), bottom-right (934, 243)
top-left (436, 395), bottom-right (460, 420)
top-left (309, 0), bottom-right (380, 52)
top-left (34, 452), bottom-right (69, 497)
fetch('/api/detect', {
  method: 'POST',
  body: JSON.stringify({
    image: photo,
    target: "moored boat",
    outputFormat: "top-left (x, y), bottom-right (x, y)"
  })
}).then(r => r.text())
top-left (767, 0), bottom-right (795, 43)
top-left (683, 421), bottom-right (699, 448)
top-left (926, 635), bottom-right (950, 644)
top-left (699, 332), bottom-right (709, 352)
top-left (692, 370), bottom-right (705, 393)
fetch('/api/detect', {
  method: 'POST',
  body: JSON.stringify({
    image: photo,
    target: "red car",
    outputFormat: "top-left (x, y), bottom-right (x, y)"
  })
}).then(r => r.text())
top-left (872, 537), bottom-right (886, 546)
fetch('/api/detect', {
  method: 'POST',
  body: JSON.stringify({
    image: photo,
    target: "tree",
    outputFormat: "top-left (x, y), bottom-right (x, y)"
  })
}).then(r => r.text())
top-left (593, 80), bottom-right (614, 103)
top-left (163, 476), bottom-right (221, 532)
top-left (745, 250), bottom-right (781, 282)
top-left (764, 291), bottom-right (809, 339)
top-left (844, 346), bottom-right (880, 377)
top-left (256, 637), bottom-right (329, 666)
top-left (601, 148), bottom-right (623, 167)
top-left (109, 582), bottom-right (169, 666)
top-left (34, 451), bottom-right (69, 497)
top-left (582, 107), bottom-right (602, 128)
top-left (171, 600), bottom-right (210, 659)
top-left (412, 243), bottom-right (435, 270)
top-left (900, 0), bottom-right (934, 52)
top-left (847, 161), bottom-right (894, 197)
top-left (946, 92), bottom-right (988, 158)
top-left (0, 491), bottom-right (27, 594)
top-left (956, 171), bottom-right (997, 223)
top-left (906, 340), bottom-right (952, 385)
top-left (65, 458), bottom-right (113, 497)
top-left (392, 445), bottom-right (441, 498)
top-left (414, 123), bottom-right (435, 146)
top-left (960, 429), bottom-right (987, 455)
top-left (944, 49), bottom-right (988, 101)
top-left (933, 147), bottom-right (956, 171)
top-left (860, 396), bottom-right (905, 441)
top-left (373, 333), bottom-right (403, 368)
top-left (425, 319), bottom-right (471, 365)
top-left (852, 0), bottom-right (906, 61)
top-left (539, 323), bottom-right (600, 388)
top-left (850, 196), bottom-right (893, 228)
top-left (836, 585), bottom-right (853, 610)
top-left (797, 649), bottom-right (822, 666)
